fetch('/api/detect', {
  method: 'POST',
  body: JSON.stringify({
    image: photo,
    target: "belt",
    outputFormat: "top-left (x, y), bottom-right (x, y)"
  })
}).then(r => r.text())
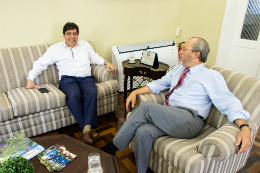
top-left (198, 115), bottom-right (204, 121)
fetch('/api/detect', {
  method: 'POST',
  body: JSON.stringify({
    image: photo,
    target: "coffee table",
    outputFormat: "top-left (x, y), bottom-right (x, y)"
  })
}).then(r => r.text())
top-left (30, 134), bottom-right (120, 173)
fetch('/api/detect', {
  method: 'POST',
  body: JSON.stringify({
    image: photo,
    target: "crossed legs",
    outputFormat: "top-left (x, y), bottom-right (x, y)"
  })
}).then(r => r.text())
top-left (101, 101), bottom-right (204, 172)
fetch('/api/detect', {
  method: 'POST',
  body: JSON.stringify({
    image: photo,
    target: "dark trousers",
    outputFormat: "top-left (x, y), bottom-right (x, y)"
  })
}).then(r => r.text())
top-left (59, 75), bottom-right (98, 130)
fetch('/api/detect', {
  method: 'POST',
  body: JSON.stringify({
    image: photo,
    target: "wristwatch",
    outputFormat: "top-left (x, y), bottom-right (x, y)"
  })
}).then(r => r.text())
top-left (239, 124), bottom-right (250, 130)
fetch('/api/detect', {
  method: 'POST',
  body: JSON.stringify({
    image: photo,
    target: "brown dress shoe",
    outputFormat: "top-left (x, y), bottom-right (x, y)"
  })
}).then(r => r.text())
top-left (92, 131), bottom-right (100, 142)
top-left (80, 131), bottom-right (93, 145)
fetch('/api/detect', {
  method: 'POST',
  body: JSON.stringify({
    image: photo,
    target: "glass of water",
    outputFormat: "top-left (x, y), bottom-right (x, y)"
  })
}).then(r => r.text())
top-left (88, 153), bottom-right (103, 173)
top-left (129, 52), bottom-right (135, 63)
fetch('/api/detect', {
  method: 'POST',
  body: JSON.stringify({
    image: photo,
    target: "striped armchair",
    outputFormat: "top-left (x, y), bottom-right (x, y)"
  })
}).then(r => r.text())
top-left (128, 64), bottom-right (260, 173)
top-left (0, 42), bottom-right (119, 142)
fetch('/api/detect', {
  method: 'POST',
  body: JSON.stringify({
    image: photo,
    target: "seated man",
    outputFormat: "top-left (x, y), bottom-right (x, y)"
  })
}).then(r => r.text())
top-left (100, 37), bottom-right (251, 172)
top-left (26, 22), bottom-right (117, 145)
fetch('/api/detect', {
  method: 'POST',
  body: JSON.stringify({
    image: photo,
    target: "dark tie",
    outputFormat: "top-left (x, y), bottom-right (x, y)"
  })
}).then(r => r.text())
top-left (165, 68), bottom-right (190, 106)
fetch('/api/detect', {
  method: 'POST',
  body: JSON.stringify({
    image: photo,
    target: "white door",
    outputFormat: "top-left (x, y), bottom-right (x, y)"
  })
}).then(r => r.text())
top-left (216, 0), bottom-right (260, 79)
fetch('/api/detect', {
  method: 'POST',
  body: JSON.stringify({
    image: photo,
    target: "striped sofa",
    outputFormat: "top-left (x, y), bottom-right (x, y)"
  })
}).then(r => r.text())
top-left (0, 42), bottom-right (119, 142)
top-left (128, 63), bottom-right (260, 173)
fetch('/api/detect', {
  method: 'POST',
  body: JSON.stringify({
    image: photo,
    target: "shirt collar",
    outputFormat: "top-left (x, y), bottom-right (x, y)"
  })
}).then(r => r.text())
top-left (180, 63), bottom-right (204, 74)
top-left (189, 63), bottom-right (204, 74)
top-left (62, 40), bottom-right (80, 48)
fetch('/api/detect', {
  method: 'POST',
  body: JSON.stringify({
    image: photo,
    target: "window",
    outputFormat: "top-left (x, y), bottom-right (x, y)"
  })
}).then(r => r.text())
top-left (240, 0), bottom-right (260, 41)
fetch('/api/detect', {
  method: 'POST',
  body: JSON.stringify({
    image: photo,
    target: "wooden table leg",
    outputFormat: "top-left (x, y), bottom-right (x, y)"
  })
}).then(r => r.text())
top-left (124, 75), bottom-right (128, 116)
top-left (130, 76), bottom-right (133, 93)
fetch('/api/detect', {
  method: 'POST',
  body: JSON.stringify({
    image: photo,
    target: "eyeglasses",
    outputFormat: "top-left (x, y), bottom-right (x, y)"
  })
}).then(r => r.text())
top-left (181, 47), bottom-right (192, 51)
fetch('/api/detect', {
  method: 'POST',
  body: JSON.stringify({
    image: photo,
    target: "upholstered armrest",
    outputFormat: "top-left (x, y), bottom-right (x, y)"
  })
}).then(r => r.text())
top-left (91, 64), bottom-right (117, 83)
top-left (136, 89), bottom-right (169, 107)
top-left (96, 79), bottom-right (119, 99)
top-left (198, 119), bottom-right (256, 161)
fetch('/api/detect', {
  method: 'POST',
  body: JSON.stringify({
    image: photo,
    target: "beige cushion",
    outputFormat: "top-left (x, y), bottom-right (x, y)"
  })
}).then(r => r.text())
top-left (0, 93), bottom-right (14, 122)
top-left (7, 84), bottom-right (66, 117)
top-left (0, 45), bottom-right (59, 93)
top-left (96, 79), bottom-right (119, 99)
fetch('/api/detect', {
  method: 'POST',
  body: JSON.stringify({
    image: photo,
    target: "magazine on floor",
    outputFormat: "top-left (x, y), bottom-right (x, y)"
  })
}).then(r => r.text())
top-left (0, 133), bottom-right (45, 164)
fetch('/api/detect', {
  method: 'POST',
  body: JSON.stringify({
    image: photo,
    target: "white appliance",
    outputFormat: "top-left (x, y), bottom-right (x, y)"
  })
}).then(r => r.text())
top-left (112, 39), bottom-right (178, 92)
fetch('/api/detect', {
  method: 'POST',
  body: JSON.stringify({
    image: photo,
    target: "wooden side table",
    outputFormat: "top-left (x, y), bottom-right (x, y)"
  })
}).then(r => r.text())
top-left (122, 59), bottom-right (169, 114)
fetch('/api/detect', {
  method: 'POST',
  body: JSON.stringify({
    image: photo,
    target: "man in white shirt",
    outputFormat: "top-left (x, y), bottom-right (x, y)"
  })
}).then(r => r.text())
top-left (26, 22), bottom-right (117, 144)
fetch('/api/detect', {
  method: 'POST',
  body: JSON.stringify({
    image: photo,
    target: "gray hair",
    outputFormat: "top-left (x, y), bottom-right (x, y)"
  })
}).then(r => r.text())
top-left (190, 37), bottom-right (210, 63)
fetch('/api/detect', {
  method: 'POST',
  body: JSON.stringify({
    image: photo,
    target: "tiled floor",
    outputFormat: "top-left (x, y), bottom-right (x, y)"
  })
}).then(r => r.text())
top-left (34, 92), bottom-right (260, 173)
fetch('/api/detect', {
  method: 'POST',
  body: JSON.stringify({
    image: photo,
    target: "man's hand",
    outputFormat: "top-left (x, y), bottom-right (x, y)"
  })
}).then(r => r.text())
top-left (125, 86), bottom-right (152, 112)
top-left (105, 61), bottom-right (118, 73)
top-left (235, 127), bottom-right (251, 154)
top-left (26, 79), bottom-right (39, 89)
top-left (234, 119), bottom-right (251, 155)
top-left (126, 91), bottom-right (137, 112)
